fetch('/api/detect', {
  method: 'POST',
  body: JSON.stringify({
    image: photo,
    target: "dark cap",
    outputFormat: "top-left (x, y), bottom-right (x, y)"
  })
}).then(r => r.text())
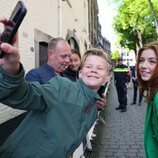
top-left (118, 57), bottom-right (123, 61)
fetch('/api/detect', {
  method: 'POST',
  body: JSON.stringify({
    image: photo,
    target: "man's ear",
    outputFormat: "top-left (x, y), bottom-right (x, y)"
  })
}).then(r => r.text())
top-left (48, 50), bottom-right (54, 60)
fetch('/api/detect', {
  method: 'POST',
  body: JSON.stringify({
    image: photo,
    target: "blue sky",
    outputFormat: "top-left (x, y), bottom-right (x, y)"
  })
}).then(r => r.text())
top-left (97, 0), bottom-right (117, 51)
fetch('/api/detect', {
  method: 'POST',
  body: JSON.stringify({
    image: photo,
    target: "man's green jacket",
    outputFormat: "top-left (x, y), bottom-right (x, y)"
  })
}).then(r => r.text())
top-left (0, 65), bottom-right (99, 158)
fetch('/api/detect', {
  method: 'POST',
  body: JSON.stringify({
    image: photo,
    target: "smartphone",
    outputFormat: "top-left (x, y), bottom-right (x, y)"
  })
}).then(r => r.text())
top-left (97, 85), bottom-right (106, 97)
top-left (0, 1), bottom-right (27, 58)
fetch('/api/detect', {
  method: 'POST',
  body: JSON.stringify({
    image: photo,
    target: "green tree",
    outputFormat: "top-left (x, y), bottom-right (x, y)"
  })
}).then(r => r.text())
top-left (112, 0), bottom-right (158, 51)
top-left (111, 49), bottom-right (120, 60)
top-left (148, 0), bottom-right (158, 33)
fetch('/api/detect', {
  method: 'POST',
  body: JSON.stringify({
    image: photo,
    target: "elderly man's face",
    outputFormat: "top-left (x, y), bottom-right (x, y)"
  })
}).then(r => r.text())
top-left (48, 41), bottom-right (71, 74)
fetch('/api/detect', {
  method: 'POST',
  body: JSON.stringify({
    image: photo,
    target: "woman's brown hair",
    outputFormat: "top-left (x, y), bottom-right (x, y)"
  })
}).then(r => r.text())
top-left (71, 49), bottom-right (81, 59)
top-left (136, 42), bottom-right (158, 102)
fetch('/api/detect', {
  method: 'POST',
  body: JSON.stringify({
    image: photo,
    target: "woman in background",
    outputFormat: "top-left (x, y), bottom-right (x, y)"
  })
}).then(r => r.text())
top-left (62, 49), bottom-right (81, 81)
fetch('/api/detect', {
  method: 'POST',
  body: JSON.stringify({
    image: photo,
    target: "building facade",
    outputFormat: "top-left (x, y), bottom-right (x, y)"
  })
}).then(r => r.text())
top-left (0, 0), bottom-right (94, 72)
top-left (0, 0), bottom-right (110, 70)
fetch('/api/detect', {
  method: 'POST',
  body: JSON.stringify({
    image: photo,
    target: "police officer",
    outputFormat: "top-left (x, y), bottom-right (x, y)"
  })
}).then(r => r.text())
top-left (113, 57), bottom-right (130, 112)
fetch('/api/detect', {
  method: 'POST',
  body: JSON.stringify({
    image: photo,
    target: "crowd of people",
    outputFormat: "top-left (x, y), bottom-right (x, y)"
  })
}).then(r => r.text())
top-left (0, 16), bottom-right (158, 158)
top-left (0, 17), bottom-right (110, 158)
top-left (25, 38), bottom-right (107, 157)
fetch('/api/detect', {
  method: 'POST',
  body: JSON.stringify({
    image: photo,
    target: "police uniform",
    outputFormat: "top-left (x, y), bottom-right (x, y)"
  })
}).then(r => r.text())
top-left (113, 58), bottom-right (130, 112)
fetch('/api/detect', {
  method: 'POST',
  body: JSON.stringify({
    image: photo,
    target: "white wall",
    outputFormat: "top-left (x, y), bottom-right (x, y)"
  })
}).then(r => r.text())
top-left (0, 0), bottom-right (90, 72)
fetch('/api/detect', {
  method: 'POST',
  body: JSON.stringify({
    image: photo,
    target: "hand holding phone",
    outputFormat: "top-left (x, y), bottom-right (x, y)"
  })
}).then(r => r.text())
top-left (0, 1), bottom-right (27, 58)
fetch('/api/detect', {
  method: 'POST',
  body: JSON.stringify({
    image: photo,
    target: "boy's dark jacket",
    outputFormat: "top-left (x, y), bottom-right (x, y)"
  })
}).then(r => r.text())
top-left (0, 65), bottom-right (99, 158)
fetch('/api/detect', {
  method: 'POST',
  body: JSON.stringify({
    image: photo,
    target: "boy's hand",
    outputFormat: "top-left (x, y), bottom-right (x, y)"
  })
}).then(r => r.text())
top-left (0, 18), bottom-right (20, 75)
top-left (96, 94), bottom-right (106, 110)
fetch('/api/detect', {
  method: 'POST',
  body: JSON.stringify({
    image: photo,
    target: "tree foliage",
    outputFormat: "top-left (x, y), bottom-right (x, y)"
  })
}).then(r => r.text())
top-left (111, 49), bottom-right (120, 60)
top-left (112, 0), bottom-right (158, 51)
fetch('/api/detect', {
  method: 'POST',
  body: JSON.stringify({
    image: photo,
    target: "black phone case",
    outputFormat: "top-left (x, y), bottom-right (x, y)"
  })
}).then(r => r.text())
top-left (0, 1), bottom-right (27, 58)
top-left (97, 85), bottom-right (106, 97)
